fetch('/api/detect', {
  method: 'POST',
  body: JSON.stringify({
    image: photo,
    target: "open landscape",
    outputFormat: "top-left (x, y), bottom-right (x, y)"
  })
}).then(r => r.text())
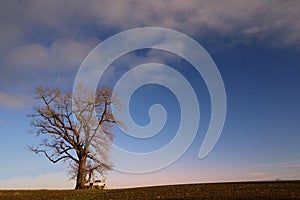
top-left (1, 1), bottom-right (300, 198)
top-left (1, 181), bottom-right (300, 200)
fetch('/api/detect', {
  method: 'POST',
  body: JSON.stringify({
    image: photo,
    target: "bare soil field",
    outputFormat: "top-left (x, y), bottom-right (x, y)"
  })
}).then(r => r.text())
top-left (0, 180), bottom-right (299, 200)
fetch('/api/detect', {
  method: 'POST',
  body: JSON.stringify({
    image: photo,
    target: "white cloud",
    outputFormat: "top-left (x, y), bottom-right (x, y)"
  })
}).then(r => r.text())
top-left (1, 0), bottom-right (300, 90)
top-left (253, 161), bottom-right (300, 168)
top-left (7, 44), bottom-right (50, 68)
top-left (79, 0), bottom-right (300, 47)
top-left (0, 172), bottom-right (74, 190)
top-left (243, 26), bottom-right (266, 35)
top-left (0, 23), bottom-right (24, 52)
top-left (2, 0), bottom-right (300, 49)
top-left (1, 1), bottom-right (299, 74)
top-left (0, 91), bottom-right (31, 109)
top-left (246, 172), bottom-right (267, 177)
top-left (6, 39), bottom-right (97, 70)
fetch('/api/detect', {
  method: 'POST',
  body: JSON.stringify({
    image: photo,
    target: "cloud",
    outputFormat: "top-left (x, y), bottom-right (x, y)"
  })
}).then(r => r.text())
top-left (7, 44), bottom-right (49, 68)
top-left (1, 38), bottom-right (98, 91)
top-left (1, 1), bottom-right (300, 49)
top-left (253, 161), bottom-right (300, 168)
top-left (246, 172), bottom-right (267, 177)
top-left (0, 172), bottom-right (74, 189)
top-left (0, 91), bottom-right (32, 109)
top-left (6, 39), bottom-right (97, 70)
top-left (0, 0), bottom-right (299, 90)
top-left (79, 0), bottom-right (300, 47)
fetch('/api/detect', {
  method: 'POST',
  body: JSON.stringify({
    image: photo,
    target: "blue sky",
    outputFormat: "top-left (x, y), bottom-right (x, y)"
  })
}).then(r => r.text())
top-left (0, 0), bottom-right (300, 189)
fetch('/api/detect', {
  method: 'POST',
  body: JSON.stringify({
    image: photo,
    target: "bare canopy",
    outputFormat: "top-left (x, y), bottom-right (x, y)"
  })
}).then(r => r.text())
top-left (28, 86), bottom-right (122, 189)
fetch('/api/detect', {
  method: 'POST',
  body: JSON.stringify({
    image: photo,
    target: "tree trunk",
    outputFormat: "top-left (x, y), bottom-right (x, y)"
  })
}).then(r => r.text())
top-left (75, 155), bottom-right (87, 189)
top-left (87, 169), bottom-right (92, 183)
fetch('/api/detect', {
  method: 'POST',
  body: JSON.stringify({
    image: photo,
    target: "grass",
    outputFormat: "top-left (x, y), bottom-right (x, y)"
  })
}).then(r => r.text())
top-left (0, 180), bottom-right (300, 199)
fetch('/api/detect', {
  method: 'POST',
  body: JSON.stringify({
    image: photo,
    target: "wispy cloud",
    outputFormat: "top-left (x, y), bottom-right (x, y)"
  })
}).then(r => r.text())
top-left (6, 39), bottom-right (97, 70)
top-left (0, 91), bottom-right (31, 109)
top-left (74, 0), bottom-right (300, 47)
top-left (1, 0), bottom-right (300, 90)
top-left (1, 1), bottom-right (300, 55)
top-left (0, 172), bottom-right (73, 189)
top-left (252, 161), bottom-right (300, 168)
top-left (246, 172), bottom-right (267, 177)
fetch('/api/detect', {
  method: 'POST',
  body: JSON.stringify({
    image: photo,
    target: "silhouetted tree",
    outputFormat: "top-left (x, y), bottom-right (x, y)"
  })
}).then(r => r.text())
top-left (28, 85), bottom-right (122, 189)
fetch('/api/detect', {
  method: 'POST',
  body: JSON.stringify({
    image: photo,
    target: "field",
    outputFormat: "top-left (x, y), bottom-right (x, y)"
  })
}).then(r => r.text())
top-left (1, 181), bottom-right (300, 200)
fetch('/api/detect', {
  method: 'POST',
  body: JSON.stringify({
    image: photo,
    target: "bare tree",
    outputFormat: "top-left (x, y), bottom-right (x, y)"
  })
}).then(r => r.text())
top-left (28, 86), bottom-right (121, 189)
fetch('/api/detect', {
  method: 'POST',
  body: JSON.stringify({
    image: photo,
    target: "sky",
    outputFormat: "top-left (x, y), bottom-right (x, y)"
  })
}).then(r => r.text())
top-left (0, 0), bottom-right (300, 189)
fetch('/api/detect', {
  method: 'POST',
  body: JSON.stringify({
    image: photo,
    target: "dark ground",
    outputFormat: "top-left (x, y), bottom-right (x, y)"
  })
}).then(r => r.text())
top-left (0, 180), bottom-right (300, 200)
